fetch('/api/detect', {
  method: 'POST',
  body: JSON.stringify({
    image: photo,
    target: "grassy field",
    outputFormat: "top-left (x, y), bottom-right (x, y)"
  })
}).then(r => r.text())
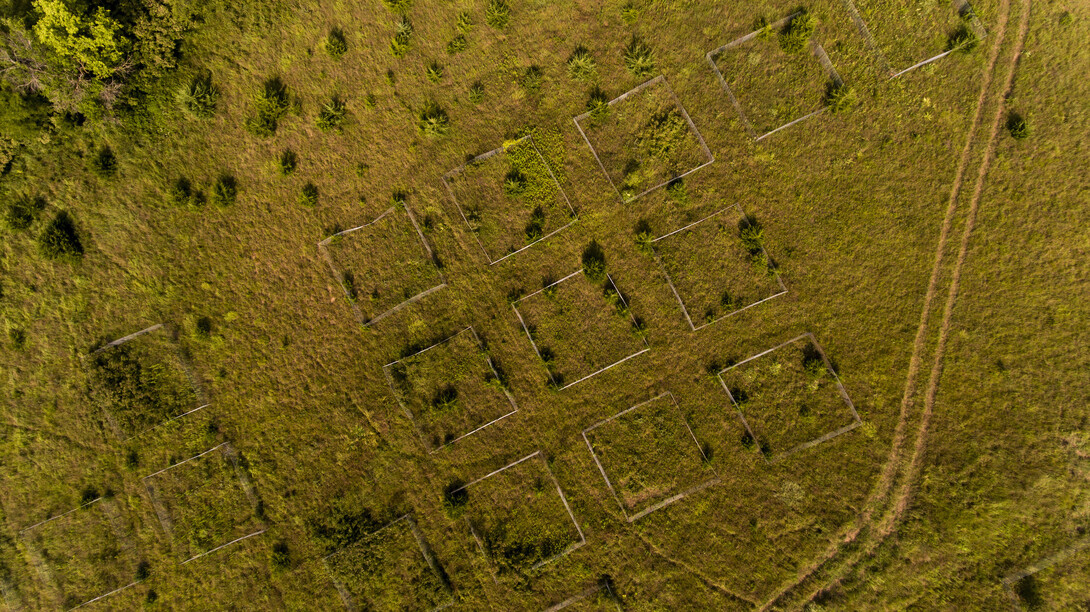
top-left (0, 0), bottom-right (1086, 609)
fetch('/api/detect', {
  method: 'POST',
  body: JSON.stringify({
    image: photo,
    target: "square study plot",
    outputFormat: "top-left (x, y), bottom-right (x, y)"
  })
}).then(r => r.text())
top-left (718, 334), bottom-right (861, 462)
top-left (707, 13), bottom-right (843, 139)
top-left (651, 205), bottom-right (787, 331)
top-left (574, 75), bottom-right (713, 202)
top-left (87, 323), bottom-right (205, 440)
top-left (442, 135), bottom-right (576, 264)
top-left (583, 393), bottom-right (718, 522)
top-left (513, 270), bottom-right (649, 390)
top-left (142, 442), bottom-right (266, 564)
top-left (324, 515), bottom-right (452, 612)
top-left (849, 0), bottom-right (987, 76)
top-left (453, 451), bottom-right (586, 574)
top-left (20, 499), bottom-right (140, 610)
top-left (383, 327), bottom-right (519, 451)
top-left (319, 205), bottom-right (446, 326)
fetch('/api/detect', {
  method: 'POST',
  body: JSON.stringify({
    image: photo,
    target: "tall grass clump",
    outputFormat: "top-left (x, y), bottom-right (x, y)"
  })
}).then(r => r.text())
top-left (278, 150), bottom-right (298, 175)
top-left (325, 28), bottom-right (348, 59)
top-left (582, 240), bottom-right (606, 282)
top-left (168, 177), bottom-right (203, 207)
top-left (946, 23), bottom-right (978, 52)
top-left (176, 73), bottom-right (220, 118)
top-left (211, 174), bottom-right (238, 208)
top-left (1006, 112), bottom-right (1029, 140)
top-left (382, 0), bottom-right (412, 13)
top-left (246, 77), bottom-right (291, 137)
top-left (425, 61), bottom-right (444, 82)
top-left (567, 46), bottom-right (597, 81)
top-left (38, 211), bottom-right (83, 259)
top-left (586, 86), bottom-right (610, 121)
top-left (446, 34), bottom-right (467, 54)
top-left (91, 145), bottom-right (117, 178)
top-left (417, 101), bottom-right (449, 137)
top-left (390, 16), bottom-right (414, 57)
top-left (317, 96), bottom-right (347, 131)
top-left (779, 10), bottom-right (815, 54)
top-left (468, 82), bottom-right (484, 103)
top-left (486, 0), bottom-right (510, 29)
top-left (520, 65), bottom-right (542, 92)
top-left (623, 37), bottom-right (655, 77)
top-left (300, 183), bottom-right (319, 207)
top-left (823, 81), bottom-right (856, 113)
top-left (3, 195), bottom-right (45, 230)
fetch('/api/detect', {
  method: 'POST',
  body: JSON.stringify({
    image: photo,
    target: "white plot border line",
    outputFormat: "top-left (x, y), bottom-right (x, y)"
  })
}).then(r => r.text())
top-left (649, 204), bottom-right (788, 332)
top-left (573, 74), bottom-right (714, 204)
top-left (317, 204), bottom-right (448, 327)
top-left (1000, 536), bottom-right (1090, 611)
top-left (542, 579), bottom-right (623, 612)
top-left (705, 13), bottom-right (845, 141)
top-left (512, 270), bottom-right (651, 391)
top-left (582, 392), bottom-right (720, 522)
top-left (441, 134), bottom-right (578, 265)
top-left (717, 333), bottom-right (863, 463)
top-left (381, 326), bottom-right (519, 453)
top-left (322, 514), bottom-right (453, 612)
top-left (451, 451), bottom-right (587, 573)
top-left (140, 442), bottom-right (267, 565)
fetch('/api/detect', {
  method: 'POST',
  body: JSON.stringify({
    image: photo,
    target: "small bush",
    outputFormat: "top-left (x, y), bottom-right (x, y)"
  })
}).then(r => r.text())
top-left (3, 195), bottom-right (45, 230)
top-left (91, 145), bottom-right (117, 178)
top-left (278, 149), bottom-right (298, 175)
top-left (634, 219), bottom-right (654, 254)
top-left (485, 0), bottom-right (510, 29)
top-left (271, 542), bottom-right (291, 570)
top-left (582, 240), bottom-right (606, 282)
top-left (325, 28), bottom-right (348, 59)
top-left (391, 16), bottom-right (414, 57)
top-left (801, 343), bottom-right (826, 377)
top-left (738, 215), bottom-right (764, 255)
top-left (623, 37), bottom-right (655, 77)
top-left (317, 96), bottom-right (347, 131)
top-left (1007, 112), bottom-right (1029, 140)
top-left (524, 206), bottom-right (545, 242)
top-left (586, 85), bottom-right (610, 123)
top-left (665, 177), bottom-right (687, 203)
top-left (779, 11), bottom-right (815, 54)
top-left (177, 73), bottom-right (220, 118)
top-left (823, 81), bottom-right (857, 113)
top-left (442, 480), bottom-right (469, 516)
top-left (468, 81), bottom-right (485, 103)
top-left (382, 0), bottom-right (412, 12)
top-left (503, 169), bottom-right (527, 197)
top-left (246, 77), bottom-right (291, 137)
top-left (9, 328), bottom-right (26, 349)
top-left (456, 11), bottom-right (473, 32)
top-left (567, 46), bottom-right (597, 81)
top-left (946, 24), bottom-right (978, 52)
top-left (417, 101), bottom-right (450, 137)
top-left (300, 182), bottom-right (319, 207)
top-left (446, 34), bottom-right (467, 54)
top-left (425, 61), bottom-right (444, 83)
top-left (620, 1), bottom-right (640, 24)
top-left (638, 109), bottom-right (690, 161)
top-left (168, 177), bottom-right (203, 207)
top-left (38, 211), bottom-right (83, 259)
top-left (211, 174), bottom-right (238, 208)
top-left (520, 65), bottom-right (543, 92)
top-left (135, 561), bottom-right (150, 582)
top-left (1013, 575), bottom-right (1043, 610)
top-left (194, 316), bottom-right (213, 338)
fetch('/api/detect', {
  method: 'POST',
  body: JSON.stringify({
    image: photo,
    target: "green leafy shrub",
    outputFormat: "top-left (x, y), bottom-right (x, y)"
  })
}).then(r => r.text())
top-left (3, 195), bottom-right (45, 230)
top-left (278, 149), bottom-right (298, 175)
top-left (779, 11), bottom-right (815, 54)
top-left (1007, 112), bottom-right (1029, 140)
top-left (177, 73), bottom-right (220, 118)
top-left (567, 46), bottom-right (597, 81)
top-left (623, 37), bottom-right (655, 77)
top-left (38, 211), bottom-right (83, 258)
top-left (446, 34), bottom-right (467, 54)
top-left (246, 77), bottom-right (291, 137)
top-left (391, 16), bottom-right (414, 57)
top-left (634, 219), bottom-right (654, 254)
top-left (468, 81), bottom-right (485, 103)
top-left (211, 174), bottom-right (238, 208)
top-left (425, 61), bottom-right (444, 82)
top-left (91, 145), bottom-right (117, 178)
top-left (168, 177), bottom-right (203, 207)
top-left (317, 96), bottom-right (347, 131)
top-left (457, 11), bottom-right (473, 32)
top-left (520, 65), bottom-right (543, 92)
top-left (417, 101), bottom-right (450, 137)
top-left (638, 109), bottom-right (689, 161)
top-left (823, 81), bottom-right (856, 113)
top-left (300, 182), bottom-right (319, 207)
top-left (947, 24), bottom-right (978, 52)
top-left (582, 240), bottom-right (606, 282)
top-left (486, 0), bottom-right (510, 29)
top-left (382, 0), bottom-right (412, 12)
top-left (325, 28), bottom-right (348, 59)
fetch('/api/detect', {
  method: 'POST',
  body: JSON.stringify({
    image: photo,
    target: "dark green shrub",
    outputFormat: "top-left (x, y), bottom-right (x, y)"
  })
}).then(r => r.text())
top-left (566, 45), bottom-right (597, 81)
top-left (623, 37), bottom-right (655, 77)
top-left (3, 195), bottom-right (45, 230)
top-left (634, 219), bottom-right (654, 254)
top-left (1013, 575), bottom-right (1043, 609)
top-left (271, 542), bottom-right (291, 570)
top-left (947, 24), bottom-right (978, 52)
top-left (779, 11), bottom-right (815, 54)
top-left (823, 81), bottom-right (857, 113)
top-left (91, 145), bottom-right (117, 178)
top-left (382, 0), bottom-right (412, 12)
top-left (520, 65), bottom-right (543, 92)
top-left (1007, 112), bottom-right (1029, 140)
top-left (524, 206), bottom-right (545, 242)
top-left (468, 81), bottom-right (485, 103)
top-left (582, 240), bottom-right (606, 282)
top-left (391, 16), bottom-right (414, 57)
top-left (246, 77), bottom-right (291, 137)
top-left (446, 34), bottom-right (467, 54)
top-left (417, 101), bottom-right (449, 137)
top-left (325, 28), bottom-right (348, 59)
top-left (300, 182), bottom-right (319, 207)
top-left (9, 328), bottom-right (26, 349)
top-left (425, 60), bottom-right (444, 83)
top-left (177, 73), bottom-right (220, 118)
top-left (278, 149), bottom-right (298, 175)
top-left (38, 211), bottom-right (83, 258)
top-left (195, 316), bottom-right (213, 338)
top-left (317, 96), bottom-right (347, 131)
top-left (168, 177), bottom-right (203, 207)
top-left (135, 561), bottom-right (150, 581)
top-left (485, 0), bottom-right (510, 28)
top-left (211, 174), bottom-right (238, 208)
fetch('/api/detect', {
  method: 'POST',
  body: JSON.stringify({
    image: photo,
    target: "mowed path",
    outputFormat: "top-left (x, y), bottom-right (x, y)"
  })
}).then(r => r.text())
top-left (762, 0), bottom-right (1034, 605)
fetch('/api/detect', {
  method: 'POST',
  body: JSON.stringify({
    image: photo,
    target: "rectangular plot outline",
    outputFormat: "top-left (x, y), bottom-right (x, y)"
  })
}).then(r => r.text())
top-left (441, 134), bottom-right (578, 265)
top-left (381, 326), bottom-right (519, 453)
top-left (582, 392), bottom-right (720, 522)
top-left (543, 580), bottom-right (623, 612)
top-left (649, 204), bottom-right (788, 331)
top-left (840, 0), bottom-right (988, 78)
top-left (141, 442), bottom-right (267, 565)
top-left (452, 451), bottom-right (587, 572)
top-left (318, 204), bottom-right (448, 327)
top-left (19, 498), bottom-right (142, 611)
top-left (322, 514), bottom-right (453, 612)
top-left (717, 333), bottom-right (862, 463)
top-left (705, 13), bottom-right (844, 141)
top-left (1001, 536), bottom-right (1090, 611)
top-left (512, 270), bottom-right (651, 390)
top-left (573, 74), bottom-right (715, 204)
top-left (87, 323), bottom-right (209, 442)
